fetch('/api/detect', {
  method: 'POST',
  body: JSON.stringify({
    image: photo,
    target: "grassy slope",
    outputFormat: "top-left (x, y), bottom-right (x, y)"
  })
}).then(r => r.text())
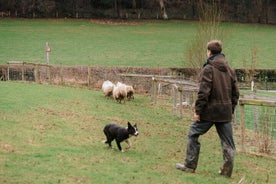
top-left (0, 82), bottom-right (275, 184)
top-left (0, 19), bottom-right (275, 68)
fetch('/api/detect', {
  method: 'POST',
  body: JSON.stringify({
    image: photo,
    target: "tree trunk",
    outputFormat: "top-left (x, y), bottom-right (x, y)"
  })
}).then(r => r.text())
top-left (159, 0), bottom-right (168, 19)
top-left (132, 0), bottom-right (136, 9)
top-left (115, 0), bottom-right (123, 18)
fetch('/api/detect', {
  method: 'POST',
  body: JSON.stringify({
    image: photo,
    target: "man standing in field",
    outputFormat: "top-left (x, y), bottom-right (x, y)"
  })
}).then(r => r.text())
top-left (176, 40), bottom-right (240, 177)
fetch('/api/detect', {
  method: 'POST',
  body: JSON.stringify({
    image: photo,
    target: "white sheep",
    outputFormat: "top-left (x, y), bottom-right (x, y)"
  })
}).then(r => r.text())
top-left (113, 82), bottom-right (127, 103)
top-left (102, 80), bottom-right (114, 97)
top-left (126, 85), bottom-right (134, 100)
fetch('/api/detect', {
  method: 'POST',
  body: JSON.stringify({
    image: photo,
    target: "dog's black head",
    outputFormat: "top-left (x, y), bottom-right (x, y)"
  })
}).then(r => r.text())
top-left (127, 122), bottom-right (139, 136)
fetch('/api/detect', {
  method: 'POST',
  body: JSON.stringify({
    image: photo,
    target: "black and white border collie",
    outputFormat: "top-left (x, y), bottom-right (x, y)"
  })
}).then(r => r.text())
top-left (103, 122), bottom-right (139, 152)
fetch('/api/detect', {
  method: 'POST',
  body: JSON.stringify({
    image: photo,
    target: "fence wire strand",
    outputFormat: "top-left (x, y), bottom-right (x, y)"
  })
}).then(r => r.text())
top-left (235, 104), bottom-right (276, 156)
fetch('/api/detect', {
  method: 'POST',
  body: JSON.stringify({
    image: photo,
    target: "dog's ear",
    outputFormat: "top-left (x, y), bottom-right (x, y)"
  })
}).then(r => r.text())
top-left (127, 122), bottom-right (131, 127)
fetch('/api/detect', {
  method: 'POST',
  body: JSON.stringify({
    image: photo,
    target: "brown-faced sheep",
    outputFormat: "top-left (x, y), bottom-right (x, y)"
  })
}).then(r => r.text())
top-left (102, 80), bottom-right (114, 97)
top-left (113, 82), bottom-right (127, 103)
top-left (126, 85), bottom-right (134, 100)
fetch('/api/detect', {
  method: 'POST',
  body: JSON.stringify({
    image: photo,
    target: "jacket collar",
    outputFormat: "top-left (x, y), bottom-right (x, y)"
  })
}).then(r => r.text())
top-left (203, 53), bottom-right (225, 67)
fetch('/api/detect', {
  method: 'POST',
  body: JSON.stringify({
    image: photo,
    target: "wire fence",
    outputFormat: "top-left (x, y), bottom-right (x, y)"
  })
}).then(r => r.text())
top-left (151, 77), bottom-right (198, 118)
top-left (1, 62), bottom-right (172, 93)
top-left (5, 62), bottom-right (90, 85)
top-left (1, 62), bottom-right (276, 156)
top-left (151, 78), bottom-right (276, 157)
top-left (234, 95), bottom-right (276, 156)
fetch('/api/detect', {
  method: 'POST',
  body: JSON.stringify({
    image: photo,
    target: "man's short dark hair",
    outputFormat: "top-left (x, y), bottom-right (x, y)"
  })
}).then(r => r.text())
top-left (207, 40), bottom-right (222, 54)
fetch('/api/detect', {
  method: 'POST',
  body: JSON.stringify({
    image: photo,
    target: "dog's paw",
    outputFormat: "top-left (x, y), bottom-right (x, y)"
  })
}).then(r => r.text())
top-left (126, 146), bottom-right (131, 149)
top-left (121, 149), bottom-right (125, 153)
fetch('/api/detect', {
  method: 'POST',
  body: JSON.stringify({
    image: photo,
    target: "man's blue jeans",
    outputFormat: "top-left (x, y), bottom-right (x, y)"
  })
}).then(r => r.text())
top-left (184, 121), bottom-right (235, 177)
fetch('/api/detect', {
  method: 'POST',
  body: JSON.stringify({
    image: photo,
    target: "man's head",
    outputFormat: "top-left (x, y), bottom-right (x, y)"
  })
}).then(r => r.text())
top-left (207, 40), bottom-right (222, 56)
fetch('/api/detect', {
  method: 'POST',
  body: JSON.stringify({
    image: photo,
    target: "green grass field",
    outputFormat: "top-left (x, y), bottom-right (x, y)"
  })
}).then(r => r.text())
top-left (0, 19), bottom-right (275, 68)
top-left (0, 82), bottom-right (275, 183)
top-left (0, 19), bottom-right (275, 183)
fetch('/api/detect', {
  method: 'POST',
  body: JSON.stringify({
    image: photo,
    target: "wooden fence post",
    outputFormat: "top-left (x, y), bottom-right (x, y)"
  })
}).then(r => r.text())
top-left (34, 64), bottom-right (38, 83)
top-left (60, 66), bottom-right (64, 85)
top-left (151, 77), bottom-right (157, 104)
top-left (47, 65), bottom-right (51, 84)
top-left (21, 62), bottom-right (25, 81)
top-left (172, 85), bottom-right (177, 116)
top-left (240, 103), bottom-right (245, 152)
top-left (7, 62), bottom-right (10, 80)
top-left (87, 66), bottom-right (91, 87)
top-left (179, 89), bottom-right (183, 118)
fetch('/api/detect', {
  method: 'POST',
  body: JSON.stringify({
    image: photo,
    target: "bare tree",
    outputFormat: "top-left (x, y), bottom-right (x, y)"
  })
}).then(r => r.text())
top-left (159, 0), bottom-right (168, 19)
top-left (186, 0), bottom-right (223, 73)
top-left (255, 0), bottom-right (271, 23)
top-left (114, 0), bottom-right (123, 18)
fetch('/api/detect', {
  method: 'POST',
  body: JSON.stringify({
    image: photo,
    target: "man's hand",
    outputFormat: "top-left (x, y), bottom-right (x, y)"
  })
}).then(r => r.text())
top-left (194, 113), bottom-right (200, 122)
